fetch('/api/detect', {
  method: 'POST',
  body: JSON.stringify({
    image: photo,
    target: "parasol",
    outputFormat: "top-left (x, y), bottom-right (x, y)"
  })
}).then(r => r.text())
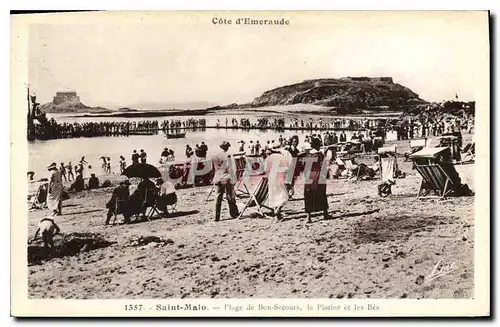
top-left (121, 163), bottom-right (162, 178)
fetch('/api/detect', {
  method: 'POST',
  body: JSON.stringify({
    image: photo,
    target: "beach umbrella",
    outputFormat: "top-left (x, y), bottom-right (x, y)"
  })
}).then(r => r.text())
top-left (121, 163), bottom-right (162, 179)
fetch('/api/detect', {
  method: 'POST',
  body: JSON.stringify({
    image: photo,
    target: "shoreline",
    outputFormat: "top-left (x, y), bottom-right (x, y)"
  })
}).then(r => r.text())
top-left (65, 108), bottom-right (404, 119)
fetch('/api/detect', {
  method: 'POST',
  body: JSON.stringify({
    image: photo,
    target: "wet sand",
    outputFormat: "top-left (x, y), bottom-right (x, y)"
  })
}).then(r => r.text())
top-left (27, 137), bottom-right (475, 299)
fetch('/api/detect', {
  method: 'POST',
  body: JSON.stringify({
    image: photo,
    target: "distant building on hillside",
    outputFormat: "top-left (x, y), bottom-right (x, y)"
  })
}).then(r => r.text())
top-left (341, 77), bottom-right (394, 83)
top-left (53, 91), bottom-right (80, 105)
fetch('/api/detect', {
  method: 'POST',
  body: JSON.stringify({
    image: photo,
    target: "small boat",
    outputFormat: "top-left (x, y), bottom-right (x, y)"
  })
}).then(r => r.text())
top-left (166, 132), bottom-right (186, 139)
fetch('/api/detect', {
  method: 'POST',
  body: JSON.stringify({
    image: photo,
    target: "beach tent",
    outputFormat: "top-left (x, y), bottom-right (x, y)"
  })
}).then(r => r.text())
top-left (377, 145), bottom-right (398, 196)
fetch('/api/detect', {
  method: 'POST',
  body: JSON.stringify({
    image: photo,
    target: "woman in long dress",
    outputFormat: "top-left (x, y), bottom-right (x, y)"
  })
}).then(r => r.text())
top-left (47, 162), bottom-right (64, 215)
top-left (264, 148), bottom-right (292, 220)
top-left (302, 137), bottom-right (329, 223)
top-left (285, 136), bottom-right (300, 198)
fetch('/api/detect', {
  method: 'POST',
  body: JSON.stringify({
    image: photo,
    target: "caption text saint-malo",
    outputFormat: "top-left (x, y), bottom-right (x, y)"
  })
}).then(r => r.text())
top-left (212, 17), bottom-right (290, 26)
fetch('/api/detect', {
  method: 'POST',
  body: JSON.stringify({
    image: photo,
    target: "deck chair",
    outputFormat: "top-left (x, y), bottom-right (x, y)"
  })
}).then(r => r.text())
top-left (111, 197), bottom-right (128, 225)
top-left (238, 177), bottom-right (272, 218)
top-left (128, 187), bottom-right (155, 222)
top-left (377, 146), bottom-right (397, 197)
top-left (344, 158), bottom-right (374, 182)
top-left (29, 182), bottom-right (48, 210)
top-left (461, 142), bottom-right (475, 163)
top-left (205, 184), bottom-right (216, 202)
top-left (206, 156), bottom-right (249, 201)
top-left (157, 192), bottom-right (178, 215)
top-left (146, 190), bottom-right (162, 220)
top-left (164, 192), bottom-right (178, 214)
top-left (438, 136), bottom-right (461, 162)
top-left (343, 158), bottom-right (359, 181)
top-left (193, 159), bottom-right (214, 187)
top-left (167, 163), bottom-right (188, 188)
top-left (410, 147), bottom-right (473, 199)
top-left (404, 139), bottom-right (428, 161)
top-left (234, 156), bottom-right (250, 197)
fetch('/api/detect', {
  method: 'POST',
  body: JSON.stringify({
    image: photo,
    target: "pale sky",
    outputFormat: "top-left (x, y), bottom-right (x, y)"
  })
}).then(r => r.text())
top-left (28, 11), bottom-right (488, 108)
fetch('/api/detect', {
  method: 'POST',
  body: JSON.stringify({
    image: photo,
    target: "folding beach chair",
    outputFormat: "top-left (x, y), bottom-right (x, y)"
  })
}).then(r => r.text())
top-left (146, 190), bottom-right (162, 220)
top-left (206, 155), bottom-right (250, 201)
top-left (162, 192), bottom-right (178, 214)
top-left (343, 158), bottom-right (361, 182)
top-left (343, 157), bottom-right (374, 182)
top-left (148, 191), bottom-right (179, 218)
top-left (205, 185), bottom-right (216, 202)
top-left (347, 141), bottom-right (363, 154)
top-left (437, 136), bottom-right (461, 163)
top-left (29, 182), bottom-right (48, 210)
top-left (410, 147), bottom-right (473, 199)
top-left (193, 159), bottom-right (214, 187)
top-left (111, 197), bottom-right (127, 225)
top-left (441, 131), bottom-right (463, 149)
top-left (202, 158), bottom-right (219, 202)
top-left (238, 177), bottom-right (272, 218)
top-left (128, 188), bottom-right (155, 222)
top-left (166, 163), bottom-right (188, 188)
top-left (233, 155), bottom-right (250, 197)
top-left (461, 142), bottom-right (475, 163)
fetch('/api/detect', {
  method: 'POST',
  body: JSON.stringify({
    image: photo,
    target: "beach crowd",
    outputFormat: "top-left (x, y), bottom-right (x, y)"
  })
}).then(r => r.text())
top-left (34, 119), bottom-right (161, 140)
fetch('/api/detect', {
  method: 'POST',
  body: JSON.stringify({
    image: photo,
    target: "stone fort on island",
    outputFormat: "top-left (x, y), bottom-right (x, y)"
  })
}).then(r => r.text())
top-left (53, 91), bottom-right (80, 105)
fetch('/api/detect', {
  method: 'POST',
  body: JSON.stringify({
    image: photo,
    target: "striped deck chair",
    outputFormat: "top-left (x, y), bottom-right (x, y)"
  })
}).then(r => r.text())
top-left (206, 156), bottom-right (250, 201)
top-left (234, 156), bottom-right (250, 197)
top-left (29, 182), bottom-right (49, 210)
top-left (438, 136), bottom-right (461, 163)
top-left (461, 142), bottom-right (475, 163)
top-left (238, 177), bottom-right (272, 218)
top-left (410, 147), bottom-right (473, 199)
top-left (414, 163), bottom-right (456, 199)
top-left (204, 159), bottom-right (218, 202)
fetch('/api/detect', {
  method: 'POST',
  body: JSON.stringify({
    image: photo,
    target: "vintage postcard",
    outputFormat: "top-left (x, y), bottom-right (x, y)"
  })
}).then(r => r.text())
top-left (11, 10), bottom-right (490, 317)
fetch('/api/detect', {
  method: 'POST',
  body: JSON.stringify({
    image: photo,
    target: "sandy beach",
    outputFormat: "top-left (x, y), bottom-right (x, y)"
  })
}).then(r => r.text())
top-left (12, 11), bottom-right (489, 319)
top-left (26, 137), bottom-right (475, 299)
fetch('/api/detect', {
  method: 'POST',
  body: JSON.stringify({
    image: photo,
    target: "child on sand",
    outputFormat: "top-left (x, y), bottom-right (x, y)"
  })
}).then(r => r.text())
top-left (29, 215), bottom-right (61, 252)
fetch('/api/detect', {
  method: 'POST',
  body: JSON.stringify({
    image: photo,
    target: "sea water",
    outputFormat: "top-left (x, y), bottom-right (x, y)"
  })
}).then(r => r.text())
top-left (28, 114), bottom-right (361, 180)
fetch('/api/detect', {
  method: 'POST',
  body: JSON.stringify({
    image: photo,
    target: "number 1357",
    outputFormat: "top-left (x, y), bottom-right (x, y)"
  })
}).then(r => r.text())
top-left (125, 305), bottom-right (143, 311)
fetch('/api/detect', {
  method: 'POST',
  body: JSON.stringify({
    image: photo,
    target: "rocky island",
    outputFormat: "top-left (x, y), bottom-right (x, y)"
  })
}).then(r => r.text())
top-left (39, 91), bottom-right (112, 114)
top-left (244, 77), bottom-right (427, 113)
